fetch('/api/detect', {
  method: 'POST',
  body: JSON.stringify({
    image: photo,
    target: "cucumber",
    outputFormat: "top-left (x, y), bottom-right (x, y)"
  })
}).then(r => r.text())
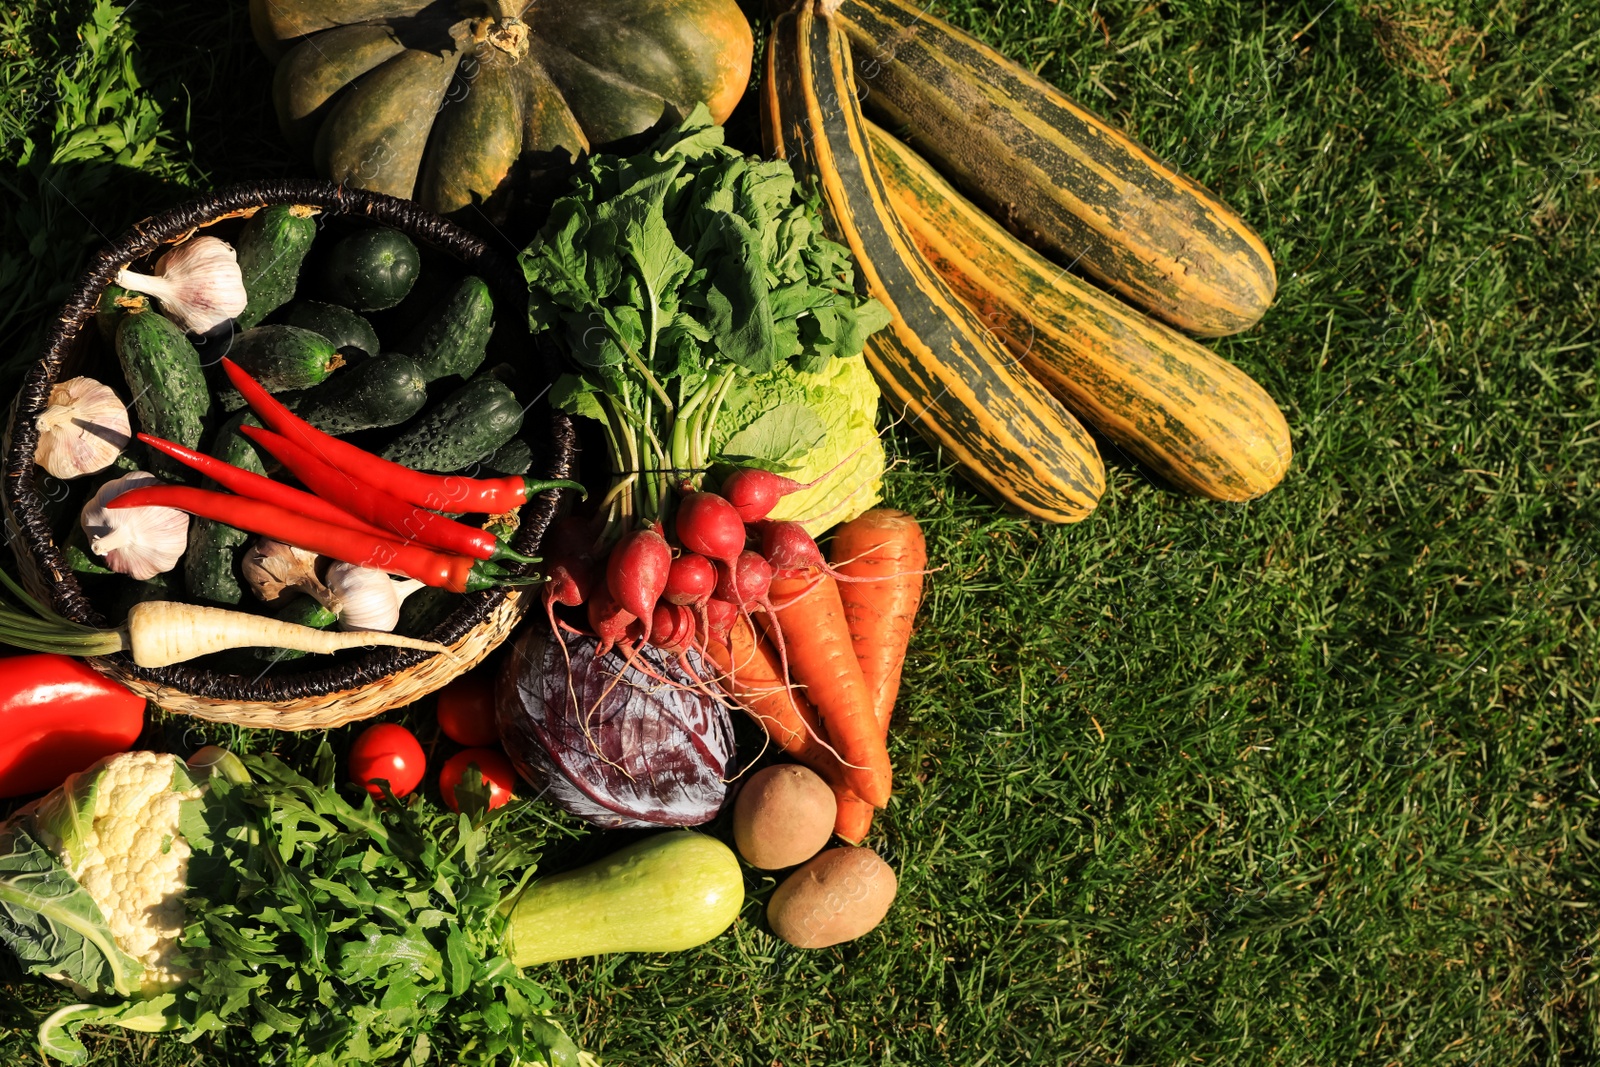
top-left (236, 204), bottom-right (319, 329)
top-left (95, 284), bottom-right (146, 344)
top-left (320, 227), bottom-right (420, 311)
top-left (115, 305), bottom-right (209, 477)
top-left (253, 596), bottom-right (339, 663)
top-left (291, 354), bottom-right (430, 435)
top-left (399, 275), bottom-right (494, 381)
top-left (479, 436), bottom-right (533, 476)
top-left (380, 376), bottom-right (524, 473)
top-left (221, 325), bottom-right (344, 400)
top-left (280, 299), bottom-right (381, 359)
top-left (66, 533), bottom-right (114, 575)
top-left (184, 412), bottom-right (266, 605)
top-left (397, 587), bottom-right (456, 638)
top-left (107, 570), bottom-right (175, 623)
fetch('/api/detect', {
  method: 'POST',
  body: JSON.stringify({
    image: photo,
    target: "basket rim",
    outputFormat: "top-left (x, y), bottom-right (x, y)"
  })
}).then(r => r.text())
top-left (1, 178), bottom-right (574, 705)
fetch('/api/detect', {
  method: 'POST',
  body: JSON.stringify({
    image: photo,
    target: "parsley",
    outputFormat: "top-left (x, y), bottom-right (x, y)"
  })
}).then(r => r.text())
top-left (520, 104), bottom-right (890, 536)
top-left (168, 745), bottom-right (580, 1067)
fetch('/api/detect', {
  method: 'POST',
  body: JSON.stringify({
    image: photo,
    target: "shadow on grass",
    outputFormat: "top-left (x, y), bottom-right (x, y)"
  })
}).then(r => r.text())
top-left (0, 159), bottom-right (197, 384)
top-left (115, 0), bottom-right (288, 186)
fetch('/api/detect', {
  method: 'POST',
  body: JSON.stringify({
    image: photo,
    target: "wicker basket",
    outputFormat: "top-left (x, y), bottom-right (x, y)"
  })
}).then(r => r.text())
top-left (1, 180), bottom-right (576, 730)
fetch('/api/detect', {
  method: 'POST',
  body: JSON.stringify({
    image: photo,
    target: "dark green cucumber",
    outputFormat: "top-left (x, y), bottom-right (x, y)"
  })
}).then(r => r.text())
top-left (479, 436), bottom-right (533, 476)
top-left (254, 596), bottom-right (339, 662)
top-left (66, 528), bottom-right (114, 575)
top-left (95, 284), bottom-right (146, 344)
top-left (380, 376), bottom-right (524, 472)
top-left (222, 325), bottom-right (344, 397)
top-left (236, 204), bottom-right (320, 329)
top-left (115, 306), bottom-right (209, 477)
top-left (291, 354), bottom-right (430, 435)
top-left (184, 412), bottom-right (266, 605)
top-left (107, 570), bottom-right (175, 622)
top-left (280, 299), bottom-right (381, 359)
top-left (398, 275), bottom-right (494, 381)
top-left (397, 587), bottom-right (456, 638)
top-left (320, 227), bottom-right (420, 311)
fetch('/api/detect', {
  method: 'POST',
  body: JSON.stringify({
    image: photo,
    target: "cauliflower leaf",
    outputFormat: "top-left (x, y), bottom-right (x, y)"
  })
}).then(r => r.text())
top-left (0, 817), bottom-right (144, 997)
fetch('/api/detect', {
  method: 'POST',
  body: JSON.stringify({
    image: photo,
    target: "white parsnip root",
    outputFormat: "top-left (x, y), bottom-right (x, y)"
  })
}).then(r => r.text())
top-left (122, 601), bottom-right (449, 668)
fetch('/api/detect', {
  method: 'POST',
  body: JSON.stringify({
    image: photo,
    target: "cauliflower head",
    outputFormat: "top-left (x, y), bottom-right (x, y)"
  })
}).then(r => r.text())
top-left (0, 751), bottom-right (208, 997)
top-left (30, 752), bottom-right (202, 991)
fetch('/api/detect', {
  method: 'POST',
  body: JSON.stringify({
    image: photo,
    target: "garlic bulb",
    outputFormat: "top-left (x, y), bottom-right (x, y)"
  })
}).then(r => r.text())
top-left (242, 539), bottom-right (327, 603)
top-left (115, 236), bottom-right (247, 333)
top-left (325, 563), bottom-right (425, 633)
top-left (81, 472), bottom-right (190, 580)
top-left (34, 376), bottom-right (131, 479)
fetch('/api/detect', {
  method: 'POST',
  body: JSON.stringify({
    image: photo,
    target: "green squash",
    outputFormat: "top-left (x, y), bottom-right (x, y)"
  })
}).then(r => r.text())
top-left (503, 831), bottom-right (744, 966)
top-left (252, 0), bottom-right (755, 214)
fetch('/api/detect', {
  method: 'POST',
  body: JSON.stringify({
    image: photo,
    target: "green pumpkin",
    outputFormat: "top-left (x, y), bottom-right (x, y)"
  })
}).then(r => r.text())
top-left (252, 0), bottom-right (754, 213)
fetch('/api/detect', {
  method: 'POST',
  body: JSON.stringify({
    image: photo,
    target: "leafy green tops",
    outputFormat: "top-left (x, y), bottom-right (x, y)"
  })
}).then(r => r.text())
top-left (521, 105), bottom-right (891, 535)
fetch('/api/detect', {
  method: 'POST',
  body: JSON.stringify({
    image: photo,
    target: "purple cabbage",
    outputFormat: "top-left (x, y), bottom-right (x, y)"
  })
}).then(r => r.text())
top-left (495, 627), bottom-right (734, 828)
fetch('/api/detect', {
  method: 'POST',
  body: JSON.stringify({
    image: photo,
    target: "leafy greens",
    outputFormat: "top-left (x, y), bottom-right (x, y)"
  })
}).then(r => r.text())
top-left (521, 104), bottom-right (891, 535)
top-left (10, 747), bottom-right (581, 1067)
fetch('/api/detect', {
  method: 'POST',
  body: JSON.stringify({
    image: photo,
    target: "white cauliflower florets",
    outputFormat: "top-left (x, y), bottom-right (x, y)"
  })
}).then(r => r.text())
top-left (35, 752), bottom-right (201, 991)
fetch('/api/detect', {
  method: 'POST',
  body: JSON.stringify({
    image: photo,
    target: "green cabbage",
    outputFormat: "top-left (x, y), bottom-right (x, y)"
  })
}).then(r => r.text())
top-left (709, 353), bottom-right (885, 534)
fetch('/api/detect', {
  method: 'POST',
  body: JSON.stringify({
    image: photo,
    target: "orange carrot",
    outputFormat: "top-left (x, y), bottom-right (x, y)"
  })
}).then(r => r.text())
top-left (703, 618), bottom-right (854, 795)
top-left (828, 509), bottom-right (927, 841)
top-left (761, 573), bottom-right (893, 807)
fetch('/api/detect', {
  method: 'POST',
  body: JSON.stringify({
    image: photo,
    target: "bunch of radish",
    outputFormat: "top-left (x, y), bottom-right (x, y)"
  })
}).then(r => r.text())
top-left (540, 468), bottom-right (846, 667)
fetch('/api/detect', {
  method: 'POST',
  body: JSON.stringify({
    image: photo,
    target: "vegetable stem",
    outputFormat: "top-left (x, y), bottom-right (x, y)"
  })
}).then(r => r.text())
top-left (0, 567), bottom-right (126, 657)
top-left (625, 346), bottom-right (673, 417)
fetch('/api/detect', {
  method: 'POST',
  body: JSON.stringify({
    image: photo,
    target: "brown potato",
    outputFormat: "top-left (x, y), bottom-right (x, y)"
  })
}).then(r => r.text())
top-left (732, 764), bottom-right (836, 870)
top-left (767, 847), bottom-right (897, 948)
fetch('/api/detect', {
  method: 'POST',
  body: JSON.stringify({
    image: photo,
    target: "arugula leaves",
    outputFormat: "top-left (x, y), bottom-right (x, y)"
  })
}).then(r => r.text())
top-left (167, 745), bottom-right (577, 1067)
top-left (521, 104), bottom-right (890, 535)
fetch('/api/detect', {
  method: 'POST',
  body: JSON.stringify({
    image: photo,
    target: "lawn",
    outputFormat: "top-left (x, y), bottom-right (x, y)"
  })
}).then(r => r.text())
top-left (2, 0), bottom-right (1597, 1064)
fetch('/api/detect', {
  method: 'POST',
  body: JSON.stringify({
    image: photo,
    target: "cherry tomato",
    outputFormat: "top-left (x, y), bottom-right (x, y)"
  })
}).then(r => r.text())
top-left (348, 723), bottom-right (425, 798)
top-left (435, 672), bottom-right (499, 747)
top-left (439, 747), bottom-right (516, 812)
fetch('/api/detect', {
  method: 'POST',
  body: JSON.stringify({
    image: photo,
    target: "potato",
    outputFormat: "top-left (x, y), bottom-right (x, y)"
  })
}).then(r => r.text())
top-left (732, 764), bottom-right (836, 870)
top-left (767, 847), bottom-right (897, 948)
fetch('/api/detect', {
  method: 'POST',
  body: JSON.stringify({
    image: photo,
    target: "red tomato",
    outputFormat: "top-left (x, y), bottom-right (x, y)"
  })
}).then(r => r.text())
top-left (348, 723), bottom-right (425, 798)
top-left (439, 748), bottom-right (516, 812)
top-left (435, 672), bottom-right (499, 747)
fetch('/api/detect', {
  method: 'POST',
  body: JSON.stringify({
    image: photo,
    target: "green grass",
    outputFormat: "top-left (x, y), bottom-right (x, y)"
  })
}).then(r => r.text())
top-left (3, 0), bottom-right (1598, 1064)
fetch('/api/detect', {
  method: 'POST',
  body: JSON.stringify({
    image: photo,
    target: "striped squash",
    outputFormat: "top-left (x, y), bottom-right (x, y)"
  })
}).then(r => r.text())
top-left (765, 2), bottom-right (1105, 524)
top-left (836, 0), bottom-right (1276, 338)
top-left (868, 121), bottom-right (1292, 502)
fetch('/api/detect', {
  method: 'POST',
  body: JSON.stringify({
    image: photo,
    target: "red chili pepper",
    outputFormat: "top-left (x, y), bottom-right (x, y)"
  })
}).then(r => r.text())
top-left (0, 654), bottom-right (145, 798)
top-left (137, 432), bottom-right (394, 541)
top-left (221, 358), bottom-right (581, 514)
top-left (108, 485), bottom-right (505, 593)
top-left (237, 425), bottom-right (538, 566)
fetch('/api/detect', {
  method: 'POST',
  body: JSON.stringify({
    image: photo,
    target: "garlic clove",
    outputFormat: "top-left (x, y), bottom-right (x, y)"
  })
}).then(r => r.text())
top-left (81, 472), bottom-right (190, 581)
top-left (242, 538), bottom-right (328, 604)
top-left (34, 376), bottom-right (132, 480)
top-left (326, 565), bottom-right (426, 633)
top-left (115, 235), bottom-right (248, 334)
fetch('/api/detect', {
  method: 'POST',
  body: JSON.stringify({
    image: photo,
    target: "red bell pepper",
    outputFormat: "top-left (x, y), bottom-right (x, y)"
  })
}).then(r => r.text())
top-left (0, 654), bottom-right (145, 798)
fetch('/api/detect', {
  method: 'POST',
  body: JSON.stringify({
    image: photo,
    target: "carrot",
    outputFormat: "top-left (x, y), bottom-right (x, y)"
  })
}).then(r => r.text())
top-left (760, 573), bottom-right (893, 807)
top-left (702, 618), bottom-right (857, 797)
top-left (828, 509), bottom-right (927, 842)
